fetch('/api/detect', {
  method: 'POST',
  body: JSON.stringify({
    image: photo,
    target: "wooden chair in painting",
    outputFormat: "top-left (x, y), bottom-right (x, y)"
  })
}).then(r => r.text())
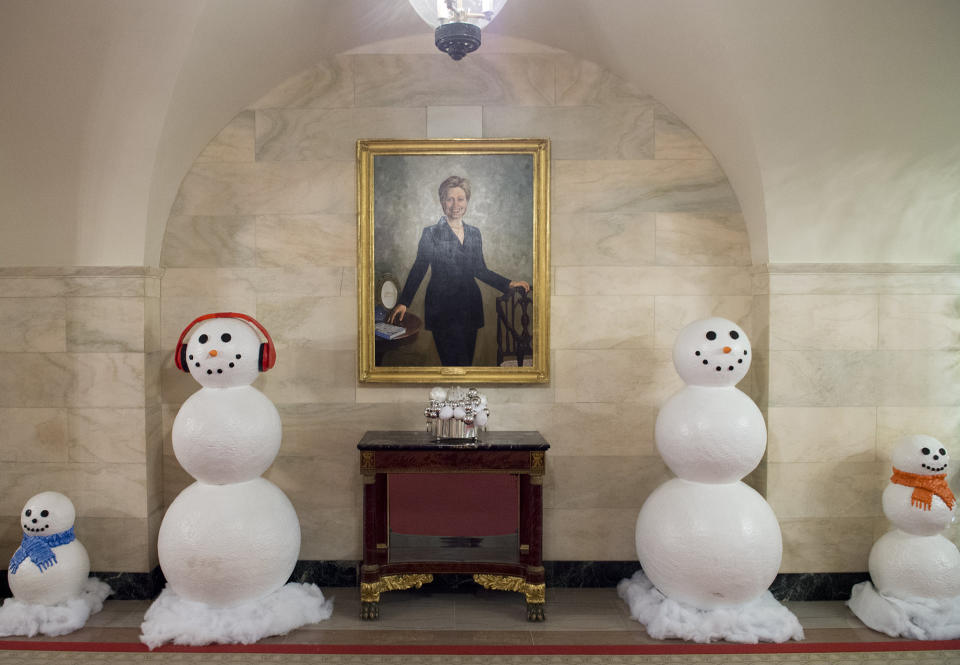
top-left (495, 287), bottom-right (533, 367)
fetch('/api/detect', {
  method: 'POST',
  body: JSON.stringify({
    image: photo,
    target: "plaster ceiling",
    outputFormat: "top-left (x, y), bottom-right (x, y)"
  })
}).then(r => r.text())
top-left (0, 0), bottom-right (957, 267)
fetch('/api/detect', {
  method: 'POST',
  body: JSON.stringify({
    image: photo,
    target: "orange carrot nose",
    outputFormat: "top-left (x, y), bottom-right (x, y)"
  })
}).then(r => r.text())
top-left (722, 346), bottom-right (732, 353)
top-left (209, 349), bottom-right (218, 357)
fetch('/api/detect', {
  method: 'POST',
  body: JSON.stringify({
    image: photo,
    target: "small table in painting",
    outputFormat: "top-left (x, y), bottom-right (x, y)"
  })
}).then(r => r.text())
top-left (357, 431), bottom-right (549, 621)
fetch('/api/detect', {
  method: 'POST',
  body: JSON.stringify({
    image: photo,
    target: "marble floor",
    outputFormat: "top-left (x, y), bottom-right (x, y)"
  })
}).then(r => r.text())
top-left (0, 587), bottom-right (933, 647)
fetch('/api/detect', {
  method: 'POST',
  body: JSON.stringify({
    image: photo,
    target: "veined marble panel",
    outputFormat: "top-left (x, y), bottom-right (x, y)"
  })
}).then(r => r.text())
top-left (256, 295), bottom-right (355, 350)
top-left (68, 408), bottom-right (146, 464)
top-left (354, 381), bottom-right (556, 405)
top-left (554, 348), bottom-right (680, 406)
top-left (655, 212), bottom-right (750, 266)
top-left (264, 454), bottom-right (359, 511)
top-left (146, 403), bottom-right (163, 515)
top-left (553, 160), bottom-right (740, 214)
top-left (555, 266), bottom-right (752, 297)
top-left (0, 277), bottom-right (67, 298)
top-left (767, 407), bottom-right (876, 463)
top-left (144, 296), bottom-right (161, 353)
top-left (0, 408), bottom-right (68, 462)
top-left (544, 455), bottom-right (670, 510)
top-left (256, 343), bottom-right (356, 404)
top-left (767, 461), bottom-right (885, 519)
top-left (768, 351), bottom-right (883, 407)
top-left (876, 406), bottom-right (960, 460)
top-left (551, 213), bottom-right (655, 267)
top-left (277, 402), bottom-right (424, 457)
top-left (195, 111), bottom-right (254, 163)
top-left (0, 298), bottom-right (65, 352)
top-left (254, 267), bottom-right (347, 296)
top-left (256, 108), bottom-right (425, 161)
top-left (767, 271), bottom-right (960, 295)
top-left (495, 402), bottom-right (657, 457)
top-left (769, 295), bottom-right (879, 350)
top-left (66, 297), bottom-right (144, 352)
top-left (555, 55), bottom-right (651, 106)
top-left (255, 214), bottom-right (355, 268)
top-left (543, 508), bottom-right (637, 560)
top-left (779, 517), bottom-right (875, 573)
top-left (653, 295), bottom-right (754, 349)
top-left (483, 105), bottom-right (654, 159)
top-left (426, 105), bottom-right (482, 138)
top-left (874, 350), bottom-right (960, 407)
top-left (654, 104), bottom-right (713, 160)
top-left (298, 507), bottom-right (361, 560)
top-left (68, 353), bottom-right (144, 408)
top-left (552, 295), bottom-right (654, 349)
top-left (76, 516), bottom-right (152, 571)
top-left (172, 161), bottom-right (354, 216)
top-left (879, 294), bottom-right (960, 350)
top-left (161, 215), bottom-right (256, 268)
top-left (354, 54), bottom-right (555, 107)
top-left (250, 57), bottom-right (355, 110)
top-left (64, 277), bottom-right (147, 298)
top-left (0, 354), bottom-right (72, 407)
top-left (0, 462), bottom-right (147, 519)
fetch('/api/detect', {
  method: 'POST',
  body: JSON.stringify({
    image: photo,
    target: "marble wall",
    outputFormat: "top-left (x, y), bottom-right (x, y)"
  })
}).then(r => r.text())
top-left (159, 50), bottom-right (755, 564)
top-left (0, 268), bottom-right (163, 572)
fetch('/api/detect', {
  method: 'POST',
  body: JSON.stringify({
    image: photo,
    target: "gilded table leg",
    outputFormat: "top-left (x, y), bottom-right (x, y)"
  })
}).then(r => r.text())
top-left (359, 574), bottom-right (434, 620)
top-left (473, 574), bottom-right (546, 622)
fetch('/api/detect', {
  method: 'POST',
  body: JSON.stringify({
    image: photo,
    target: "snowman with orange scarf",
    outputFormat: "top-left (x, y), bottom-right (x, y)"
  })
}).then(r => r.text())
top-left (849, 434), bottom-right (960, 639)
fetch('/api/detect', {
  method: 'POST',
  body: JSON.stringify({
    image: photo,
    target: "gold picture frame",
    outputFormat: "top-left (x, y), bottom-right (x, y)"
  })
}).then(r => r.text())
top-left (357, 138), bottom-right (550, 383)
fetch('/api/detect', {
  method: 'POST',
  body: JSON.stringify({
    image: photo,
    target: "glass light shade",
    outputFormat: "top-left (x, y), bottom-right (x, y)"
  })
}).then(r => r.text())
top-left (408, 0), bottom-right (508, 30)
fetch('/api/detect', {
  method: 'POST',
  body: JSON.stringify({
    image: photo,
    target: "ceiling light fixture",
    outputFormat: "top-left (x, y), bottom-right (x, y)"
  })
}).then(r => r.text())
top-left (408, 0), bottom-right (508, 61)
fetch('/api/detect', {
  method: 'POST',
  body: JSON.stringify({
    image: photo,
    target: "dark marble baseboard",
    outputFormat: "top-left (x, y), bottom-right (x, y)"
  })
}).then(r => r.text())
top-left (1, 563), bottom-right (871, 602)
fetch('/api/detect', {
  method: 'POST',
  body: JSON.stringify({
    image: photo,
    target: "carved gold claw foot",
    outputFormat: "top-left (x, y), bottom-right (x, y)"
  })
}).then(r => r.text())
top-left (527, 602), bottom-right (545, 621)
top-left (360, 601), bottom-right (379, 620)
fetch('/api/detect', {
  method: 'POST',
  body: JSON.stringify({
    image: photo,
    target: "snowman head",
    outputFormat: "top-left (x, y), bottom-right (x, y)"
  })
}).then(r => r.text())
top-left (175, 313), bottom-right (276, 389)
top-left (21, 491), bottom-right (76, 536)
top-left (672, 317), bottom-right (752, 387)
top-left (892, 434), bottom-right (950, 475)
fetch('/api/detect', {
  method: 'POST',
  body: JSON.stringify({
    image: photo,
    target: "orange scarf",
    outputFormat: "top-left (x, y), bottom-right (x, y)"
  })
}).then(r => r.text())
top-left (891, 468), bottom-right (955, 511)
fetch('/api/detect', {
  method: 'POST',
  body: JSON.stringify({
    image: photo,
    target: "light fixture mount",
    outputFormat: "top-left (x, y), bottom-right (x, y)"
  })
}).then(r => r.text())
top-left (435, 21), bottom-right (481, 61)
top-left (408, 0), bottom-right (507, 61)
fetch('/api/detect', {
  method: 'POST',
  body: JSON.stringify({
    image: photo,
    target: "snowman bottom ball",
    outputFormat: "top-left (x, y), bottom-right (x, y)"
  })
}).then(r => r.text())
top-left (158, 478), bottom-right (300, 608)
top-left (869, 529), bottom-right (960, 600)
top-left (8, 540), bottom-right (90, 606)
top-left (636, 479), bottom-right (782, 609)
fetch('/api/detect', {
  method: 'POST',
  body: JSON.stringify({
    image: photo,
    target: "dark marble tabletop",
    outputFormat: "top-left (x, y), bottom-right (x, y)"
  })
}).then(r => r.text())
top-left (357, 430), bottom-right (549, 451)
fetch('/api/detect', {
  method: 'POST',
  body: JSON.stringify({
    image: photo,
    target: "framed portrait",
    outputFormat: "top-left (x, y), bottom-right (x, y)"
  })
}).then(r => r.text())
top-left (357, 138), bottom-right (550, 383)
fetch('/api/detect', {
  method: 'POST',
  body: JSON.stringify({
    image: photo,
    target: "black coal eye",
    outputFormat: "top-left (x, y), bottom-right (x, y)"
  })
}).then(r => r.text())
top-left (706, 331), bottom-right (717, 340)
top-left (25, 509), bottom-right (31, 517)
top-left (729, 331), bottom-right (739, 339)
top-left (40, 510), bottom-right (49, 517)
top-left (695, 351), bottom-right (701, 356)
top-left (922, 447), bottom-right (931, 455)
top-left (198, 334), bottom-right (208, 344)
top-left (940, 448), bottom-right (947, 456)
top-left (221, 333), bottom-right (231, 343)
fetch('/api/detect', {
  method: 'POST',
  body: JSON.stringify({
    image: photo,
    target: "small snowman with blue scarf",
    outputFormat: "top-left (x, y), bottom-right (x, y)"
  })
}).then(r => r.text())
top-left (8, 492), bottom-right (89, 605)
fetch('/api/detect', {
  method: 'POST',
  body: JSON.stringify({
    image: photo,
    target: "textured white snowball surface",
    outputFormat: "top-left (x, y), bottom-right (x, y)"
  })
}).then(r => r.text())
top-left (618, 571), bottom-right (803, 643)
top-left (672, 317), bottom-right (752, 388)
top-left (636, 479), bottom-right (782, 609)
top-left (869, 529), bottom-right (960, 600)
top-left (8, 492), bottom-right (89, 606)
top-left (158, 478), bottom-right (300, 608)
top-left (848, 580), bottom-right (960, 640)
top-left (883, 483), bottom-right (954, 536)
top-left (140, 582), bottom-right (333, 649)
top-left (0, 577), bottom-right (111, 637)
top-left (172, 386), bottom-right (282, 484)
top-left (892, 434), bottom-right (950, 476)
top-left (655, 386), bottom-right (766, 483)
top-left (185, 318), bottom-right (264, 388)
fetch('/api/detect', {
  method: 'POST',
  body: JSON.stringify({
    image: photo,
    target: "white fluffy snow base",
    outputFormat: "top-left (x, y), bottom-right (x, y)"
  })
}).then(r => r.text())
top-left (617, 571), bottom-right (804, 643)
top-left (139, 582), bottom-right (333, 650)
top-left (847, 580), bottom-right (960, 640)
top-left (0, 577), bottom-right (112, 637)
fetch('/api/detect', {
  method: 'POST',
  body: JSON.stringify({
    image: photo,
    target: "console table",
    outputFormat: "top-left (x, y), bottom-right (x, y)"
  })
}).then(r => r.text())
top-left (357, 430), bottom-right (549, 621)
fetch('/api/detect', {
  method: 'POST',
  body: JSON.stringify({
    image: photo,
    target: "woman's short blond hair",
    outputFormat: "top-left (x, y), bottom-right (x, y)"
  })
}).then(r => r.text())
top-left (438, 176), bottom-right (471, 203)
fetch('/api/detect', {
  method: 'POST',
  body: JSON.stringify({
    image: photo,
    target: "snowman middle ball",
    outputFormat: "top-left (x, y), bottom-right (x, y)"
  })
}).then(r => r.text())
top-left (636, 478), bottom-right (782, 608)
top-left (157, 478), bottom-right (300, 608)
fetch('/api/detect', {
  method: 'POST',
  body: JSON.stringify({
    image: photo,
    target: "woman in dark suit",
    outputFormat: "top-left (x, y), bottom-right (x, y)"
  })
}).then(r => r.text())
top-left (389, 176), bottom-right (530, 366)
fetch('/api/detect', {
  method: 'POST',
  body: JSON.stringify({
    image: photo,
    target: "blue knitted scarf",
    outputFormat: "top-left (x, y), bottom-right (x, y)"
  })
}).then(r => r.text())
top-left (9, 527), bottom-right (75, 574)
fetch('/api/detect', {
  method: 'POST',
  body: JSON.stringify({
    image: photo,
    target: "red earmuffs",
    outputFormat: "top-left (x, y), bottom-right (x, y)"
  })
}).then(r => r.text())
top-left (174, 312), bottom-right (276, 373)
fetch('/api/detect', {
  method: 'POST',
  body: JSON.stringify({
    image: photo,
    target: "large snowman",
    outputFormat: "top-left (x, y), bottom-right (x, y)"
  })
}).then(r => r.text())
top-left (141, 313), bottom-right (332, 648)
top-left (0, 492), bottom-right (112, 636)
top-left (848, 434), bottom-right (960, 639)
top-left (619, 317), bottom-right (802, 643)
